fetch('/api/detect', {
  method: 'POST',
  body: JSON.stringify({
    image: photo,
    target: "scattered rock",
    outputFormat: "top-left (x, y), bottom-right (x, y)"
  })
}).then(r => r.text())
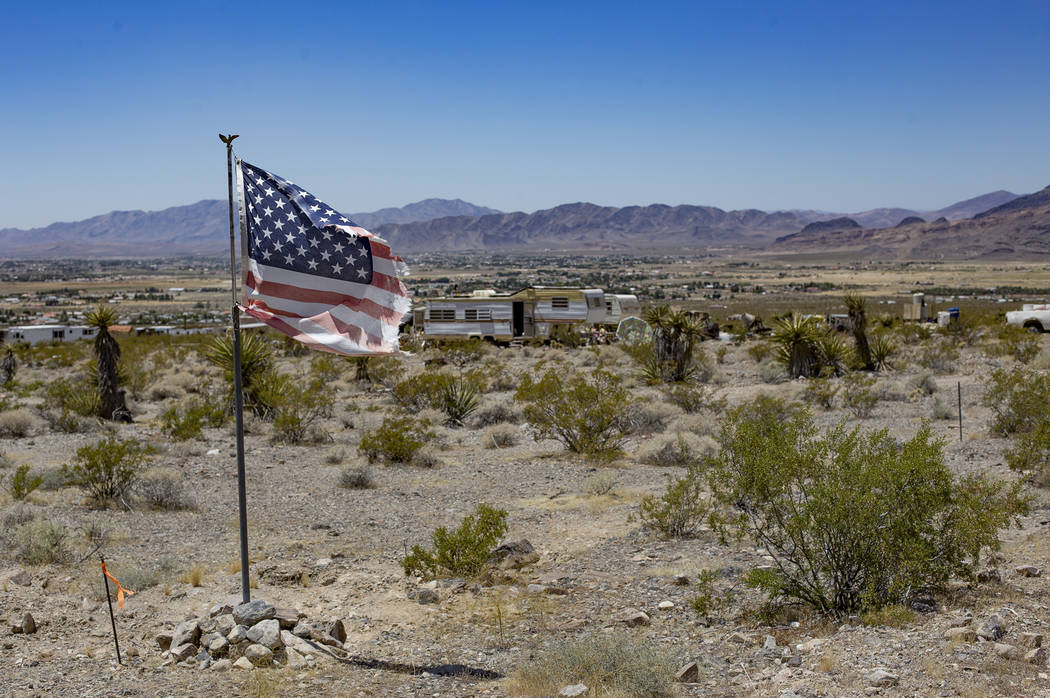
top-left (228, 625), bottom-right (249, 644)
top-left (1015, 565), bottom-right (1043, 578)
top-left (1, 568), bottom-right (32, 587)
top-left (211, 658), bottom-right (232, 672)
top-left (558, 684), bottom-right (588, 697)
top-left (170, 643), bottom-right (197, 662)
top-left (171, 620), bottom-right (201, 650)
top-left (10, 613), bottom-right (36, 634)
top-left (618, 610), bottom-right (650, 627)
top-left (274, 607), bottom-right (300, 629)
top-left (246, 619), bottom-right (283, 650)
top-left (799, 638), bottom-right (825, 652)
top-left (657, 600), bottom-right (674, 610)
top-left (286, 647), bottom-right (307, 669)
top-left (206, 633), bottom-right (229, 656)
top-left (763, 635), bottom-right (777, 650)
top-left (1020, 632), bottom-right (1044, 649)
top-left (196, 648), bottom-right (212, 669)
top-left (526, 584), bottom-right (547, 594)
top-left (325, 619), bottom-right (346, 645)
top-left (1025, 648), bottom-right (1047, 665)
top-left (243, 643), bottom-right (273, 667)
top-left (233, 600), bottom-right (275, 626)
top-left (214, 614), bottom-right (235, 637)
top-left (209, 600), bottom-right (235, 617)
top-left (155, 631), bottom-right (173, 651)
top-left (674, 574), bottom-right (691, 586)
top-left (411, 588), bottom-right (439, 605)
top-left (489, 539), bottom-right (539, 570)
top-left (232, 657), bottom-right (254, 670)
top-left (994, 643), bottom-right (1020, 660)
top-left (948, 611), bottom-right (973, 628)
top-left (977, 615), bottom-right (1006, 641)
top-left (977, 569), bottom-right (1001, 584)
top-left (865, 669), bottom-right (899, 687)
top-left (727, 631), bottom-right (751, 644)
top-left (910, 597), bottom-right (937, 613)
top-left (675, 660), bottom-right (699, 683)
top-left (786, 655), bottom-right (802, 668)
top-left (945, 627), bottom-right (976, 642)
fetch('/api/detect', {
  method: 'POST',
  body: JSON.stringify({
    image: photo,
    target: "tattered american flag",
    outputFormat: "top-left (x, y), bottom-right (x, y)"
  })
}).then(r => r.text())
top-left (235, 160), bottom-right (411, 355)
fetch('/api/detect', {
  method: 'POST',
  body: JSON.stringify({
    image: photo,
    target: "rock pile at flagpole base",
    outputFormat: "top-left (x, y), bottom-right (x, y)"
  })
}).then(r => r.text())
top-left (155, 598), bottom-right (346, 671)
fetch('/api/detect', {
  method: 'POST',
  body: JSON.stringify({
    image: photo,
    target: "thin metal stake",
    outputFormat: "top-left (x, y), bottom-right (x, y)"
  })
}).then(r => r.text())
top-left (957, 381), bottom-right (963, 442)
top-left (101, 556), bottom-right (122, 665)
top-left (221, 132), bottom-right (251, 604)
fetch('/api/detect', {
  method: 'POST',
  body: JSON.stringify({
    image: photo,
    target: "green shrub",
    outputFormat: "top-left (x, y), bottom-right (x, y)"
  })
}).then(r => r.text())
top-left (359, 415), bottom-right (435, 465)
top-left (339, 464), bottom-right (375, 489)
top-left (637, 466), bottom-right (710, 538)
top-left (392, 371), bottom-right (454, 410)
top-left (43, 374), bottom-right (100, 417)
top-left (63, 436), bottom-right (154, 505)
top-left (982, 366), bottom-right (1050, 436)
top-left (666, 383), bottom-right (725, 414)
top-left (803, 376), bottom-right (839, 409)
top-left (482, 423), bottom-right (519, 448)
top-left (160, 394), bottom-right (227, 441)
top-left (515, 368), bottom-right (632, 457)
top-left (269, 376), bottom-right (333, 443)
top-left (135, 468), bottom-right (195, 510)
top-left (917, 339), bottom-right (958, 373)
top-left (511, 634), bottom-right (677, 698)
top-left (8, 519), bottom-right (69, 565)
top-left (707, 399), bottom-right (1028, 614)
top-left (472, 403), bottom-right (520, 427)
top-left (638, 432), bottom-right (705, 468)
top-left (691, 568), bottom-right (733, 619)
top-left (437, 338), bottom-right (486, 366)
top-left (1004, 420), bottom-right (1050, 487)
top-left (401, 503), bottom-right (508, 579)
top-left (999, 326), bottom-right (1040, 364)
top-left (7, 464), bottom-right (42, 501)
top-left (842, 372), bottom-right (878, 418)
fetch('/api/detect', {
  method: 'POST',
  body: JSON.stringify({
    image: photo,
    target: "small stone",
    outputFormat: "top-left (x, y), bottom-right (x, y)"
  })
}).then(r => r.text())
top-left (1025, 648), bottom-right (1047, 665)
top-left (944, 627), bottom-right (976, 642)
top-left (214, 614), bottom-right (235, 637)
top-left (1020, 632), bottom-right (1044, 649)
top-left (286, 647), bottom-right (307, 669)
top-left (489, 539), bottom-right (540, 570)
top-left (977, 568), bottom-right (1001, 584)
top-left (325, 619), bottom-right (346, 645)
top-left (125, 646), bottom-right (140, 658)
top-left (657, 601), bottom-right (674, 610)
top-left (156, 632), bottom-right (173, 651)
top-left (170, 643), bottom-right (197, 662)
top-left (196, 648), bottom-right (212, 669)
top-left (413, 588), bottom-right (439, 605)
top-left (727, 631), bottom-right (750, 644)
top-left (228, 625), bottom-right (249, 644)
top-left (211, 658), bottom-right (232, 672)
top-left (799, 638), bottom-right (825, 652)
top-left (1016, 565), bottom-right (1043, 578)
top-left (233, 600), bottom-right (275, 627)
top-left (171, 619), bottom-right (201, 650)
top-left (865, 669), bottom-right (899, 687)
top-left (675, 660), bottom-right (699, 682)
top-left (949, 612), bottom-right (973, 628)
top-left (674, 574), bottom-right (691, 586)
top-left (207, 634), bottom-right (229, 656)
top-left (232, 657), bottom-right (254, 670)
top-left (1, 567), bottom-right (32, 586)
top-left (526, 584), bottom-right (547, 594)
top-left (292, 621), bottom-right (312, 639)
top-left (995, 643), bottom-right (1020, 660)
top-left (273, 607), bottom-right (300, 629)
top-left (19, 612), bottom-right (36, 634)
top-left (246, 619), bottom-right (283, 650)
top-left (977, 615), bottom-right (1006, 641)
top-left (786, 655), bottom-right (802, 668)
top-left (619, 610), bottom-right (650, 627)
top-left (763, 635), bottom-right (777, 650)
top-left (243, 643), bottom-right (273, 667)
top-left (558, 684), bottom-right (588, 697)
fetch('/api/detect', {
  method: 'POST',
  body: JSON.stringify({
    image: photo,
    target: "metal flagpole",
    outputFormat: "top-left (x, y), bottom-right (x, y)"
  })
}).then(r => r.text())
top-left (220, 133), bottom-right (251, 604)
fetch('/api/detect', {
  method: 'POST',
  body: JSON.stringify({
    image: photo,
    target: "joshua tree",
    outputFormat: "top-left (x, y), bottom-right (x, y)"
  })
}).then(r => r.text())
top-left (644, 306), bottom-right (705, 383)
top-left (772, 313), bottom-right (823, 378)
top-left (85, 304), bottom-right (131, 421)
top-left (844, 293), bottom-right (874, 371)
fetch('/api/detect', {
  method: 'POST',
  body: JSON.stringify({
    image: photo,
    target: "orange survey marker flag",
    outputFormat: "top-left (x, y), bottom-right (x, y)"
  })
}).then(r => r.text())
top-left (101, 561), bottom-right (136, 609)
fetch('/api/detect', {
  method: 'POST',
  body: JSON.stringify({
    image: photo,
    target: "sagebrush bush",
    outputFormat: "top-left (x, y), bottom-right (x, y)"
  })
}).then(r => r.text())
top-left (0, 408), bottom-right (42, 438)
top-left (511, 634), bottom-right (677, 698)
top-left (666, 383), bottom-right (725, 414)
top-left (43, 374), bottom-right (101, 417)
top-left (637, 466), bottom-right (710, 538)
top-left (842, 372), bottom-right (878, 418)
top-left (585, 470), bottom-right (617, 496)
top-left (982, 366), bottom-right (1050, 436)
top-left (516, 368), bottom-right (632, 457)
top-left (637, 431), bottom-right (707, 468)
top-left (913, 372), bottom-right (938, 396)
top-left (1004, 420), bottom-right (1050, 487)
top-left (803, 376), bottom-right (839, 409)
top-left (8, 519), bottom-right (69, 565)
top-left (63, 436), bottom-right (154, 505)
top-left (339, 464), bottom-right (375, 489)
top-left (917, 339), bottom-right (958, 374)
top-left (359, 415), bottom-right (435, 465)
top-left (6, 464), bottom-right (42, 501)
top-left (160, 395), bottom-right (227, 441)
top-left (269, 376), bottom-right (332, 443)
top-left (472, 403), bottom-right (520, 427)
top-left (401, 503), bottom-right (508, 579)
top-left (135, 468), bottom-right (195, 510)
top-left (707, 398), bottom-right (1029, 614)
top-left (392, 371), bottom-right (454, 411)
top-left (482, 423), bottom-right (519, 449)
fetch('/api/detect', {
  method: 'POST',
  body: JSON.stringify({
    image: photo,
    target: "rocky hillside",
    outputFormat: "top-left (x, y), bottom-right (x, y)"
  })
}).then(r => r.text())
top-left (789, 190), bottom-right (1019, 229)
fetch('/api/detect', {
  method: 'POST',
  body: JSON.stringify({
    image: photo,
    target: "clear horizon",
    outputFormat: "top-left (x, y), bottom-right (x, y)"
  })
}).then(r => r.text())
top-left (2, 0), bottom-right (1048, 229)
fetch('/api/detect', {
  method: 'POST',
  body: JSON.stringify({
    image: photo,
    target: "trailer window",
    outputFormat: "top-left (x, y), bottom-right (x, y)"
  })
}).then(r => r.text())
top-left (430, 309), bottom-right (456, 321)
top-left (464, 309), bottom-right (491, 321)
top-left (551, 297), bottom-right (569, 309)
top-left (587, 295), bottom-right (602, 308)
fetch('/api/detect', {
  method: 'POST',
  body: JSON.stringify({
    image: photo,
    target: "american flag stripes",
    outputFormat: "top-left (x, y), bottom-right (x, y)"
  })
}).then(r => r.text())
top-left (235, 160), bottom-right (411, 355)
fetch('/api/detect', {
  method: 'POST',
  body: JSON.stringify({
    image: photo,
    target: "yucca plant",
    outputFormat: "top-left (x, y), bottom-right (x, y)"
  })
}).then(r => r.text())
top-left (643, 305), bottom-right (705, 383)
top-left (869, 333), bottom-right (897, 371)
top-left (844, 293), bottom-right (874, 371)
top-left (441, 378), bottom-right (480, 426)
top-left (85, 304), bottom-right (130, 421)
top-left (205, 331), bottom-right (276, 416)
top-left (815, 332), bottom-right (850, 376)
top-left (771, 313), bottom-right (823, 378)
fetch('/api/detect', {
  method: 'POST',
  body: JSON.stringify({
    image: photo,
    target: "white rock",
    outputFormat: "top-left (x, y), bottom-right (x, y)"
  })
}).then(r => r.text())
top-left (865, 669), bottom-right (899, 687)
top-left (207, 449), bottom-right (221, 456)
top-left (246, 619), bottom-right (283, 650)
top-left (233, 657), bottom-right (254, 670)
top-left (657, 601), bottom-right (674, 610)
top-left (211, 658), bottom-right (232, 671)
top-left (559, 684), bottom-right (588, 697)
top-left (286, 647), bottom-right (307, 670)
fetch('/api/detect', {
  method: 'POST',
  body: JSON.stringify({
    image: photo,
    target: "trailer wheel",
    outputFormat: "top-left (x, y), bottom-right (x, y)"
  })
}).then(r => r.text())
top-left (1024, 321), bottom-right (1044, 334)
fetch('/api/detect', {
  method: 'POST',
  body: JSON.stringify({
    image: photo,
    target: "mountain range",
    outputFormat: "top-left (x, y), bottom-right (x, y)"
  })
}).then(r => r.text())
top-left (1, 188), bottom-right (1048, 260)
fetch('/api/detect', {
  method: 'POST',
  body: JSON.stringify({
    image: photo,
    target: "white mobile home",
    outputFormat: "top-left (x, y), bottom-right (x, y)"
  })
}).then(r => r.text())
top-left (0, 324), bottom-right (97, 346)
top-left (422, 287), bottom-right (605, 342)
top-left (601, 294), bottom-right (641, 326)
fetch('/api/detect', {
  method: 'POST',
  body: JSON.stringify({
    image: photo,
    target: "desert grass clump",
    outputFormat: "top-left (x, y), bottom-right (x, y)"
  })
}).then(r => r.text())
top-left (6, 464), bottom-right (42, 501)
top-left (339, 464), bottom-right (375, 489)
top-left (135, 468), bottom-right (195, 510)
top-left (913, 371), bottom-right (938, 396)
top-left (638, 431), bottom-right (708, 468)
top-left (62, 436), bottom-right (154, 506)
top-left (917, 338), bottom-right (958, 374)
top-left (7, 519), bottom-right (70, 565)
top-left (707, 398), bottom-right (1029, 614)
top-left (472, 402), bottom-right (521, 427)
top-left (0, 408), bottom-right (41, 438)
top-left (401, 503), bottom-right (508, 579)
top-left (637, 466), bottom-right (710, 538)
top-left (585, 470), bottom-right (618, 496)
top-left (482, 423), bottom-right (519, 449)
top-left (932, 397), bottom-right (956, 421)
top-left (515, 368), bottom-right (632, 457)
top-left (359, 414), bottom-right (435, 465)
top-left (511, 634), bottom-right (678, 698)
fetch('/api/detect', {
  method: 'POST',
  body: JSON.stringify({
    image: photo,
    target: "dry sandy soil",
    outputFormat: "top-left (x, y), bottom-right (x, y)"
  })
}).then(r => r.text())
top-left (1, 329), bottom-right (1050, 697)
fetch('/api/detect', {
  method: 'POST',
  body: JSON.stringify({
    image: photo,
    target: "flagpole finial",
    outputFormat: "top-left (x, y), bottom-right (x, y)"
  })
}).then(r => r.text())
top-left (219, 133), bottom-right (240, 145)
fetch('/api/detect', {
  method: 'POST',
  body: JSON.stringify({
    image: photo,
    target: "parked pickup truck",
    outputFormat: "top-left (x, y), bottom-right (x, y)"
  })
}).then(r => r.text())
top-left (1005, 304), bottom-right (1050, 332)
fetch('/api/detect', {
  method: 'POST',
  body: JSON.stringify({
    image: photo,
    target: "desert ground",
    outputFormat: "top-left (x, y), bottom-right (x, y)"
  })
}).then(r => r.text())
top-left (2, 263), bottom-right (1050, 697)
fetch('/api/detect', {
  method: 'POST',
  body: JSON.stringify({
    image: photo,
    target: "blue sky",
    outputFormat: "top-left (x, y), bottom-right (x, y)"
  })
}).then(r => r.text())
top-left (2, 0), bottom-right (1049, 229)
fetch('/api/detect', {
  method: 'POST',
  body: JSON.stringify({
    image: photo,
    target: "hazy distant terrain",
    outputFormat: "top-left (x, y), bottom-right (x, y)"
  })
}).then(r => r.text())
top-left (0, 188), bottom-right (1044, 259)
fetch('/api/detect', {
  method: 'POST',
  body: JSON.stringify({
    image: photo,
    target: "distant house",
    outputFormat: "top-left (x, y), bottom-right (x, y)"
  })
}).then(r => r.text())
top-left (0, 324), bottom-right (96, 346)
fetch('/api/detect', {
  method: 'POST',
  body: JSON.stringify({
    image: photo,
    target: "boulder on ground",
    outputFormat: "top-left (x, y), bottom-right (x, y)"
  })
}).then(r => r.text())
top-left (244, 643), bottom-right (273, 667)
top-left (488, 540), bottom-right (539, 570)
top-left (245, 619), bottom-right (283, 650)
top-left (233, 600), bottom-right (275, 626)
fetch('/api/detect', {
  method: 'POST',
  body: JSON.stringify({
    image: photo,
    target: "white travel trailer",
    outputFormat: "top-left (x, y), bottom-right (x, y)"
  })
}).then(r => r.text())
top-left (0, 324), bottom-right (97, 346)
top-left (421, 287), bottom-right (605, 342)
top-left (601, 294), bottom-right (641, 326)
